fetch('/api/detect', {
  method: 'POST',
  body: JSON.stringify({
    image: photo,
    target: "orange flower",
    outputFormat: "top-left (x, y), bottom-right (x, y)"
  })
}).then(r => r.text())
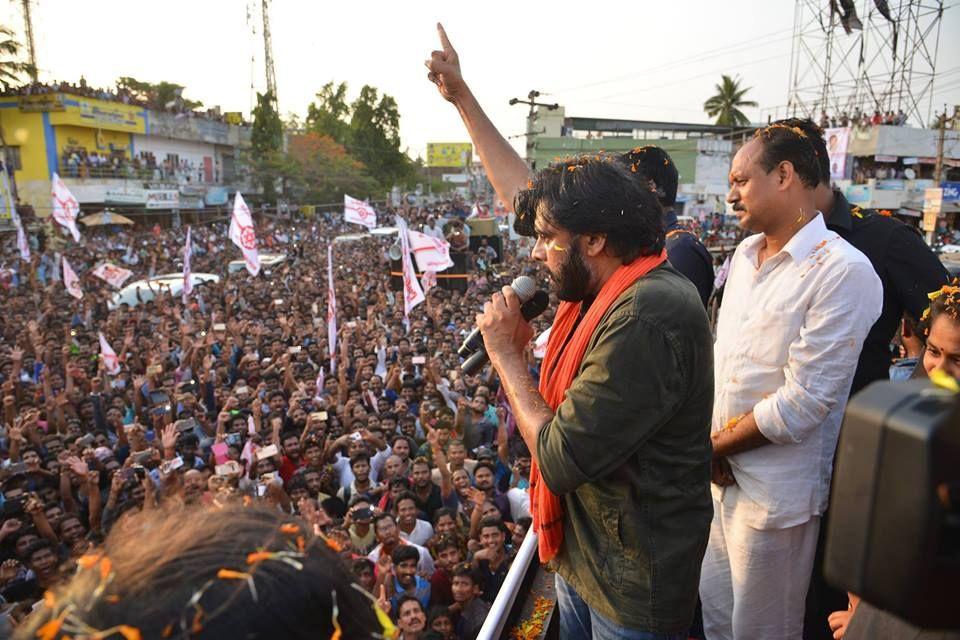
top-left (879, 209), bottom-right (892, 217)
top-left (218, 569), bottom-right (251, 581)
top-left (36, 618), bottom-right (62, 640)
top-left (296, 536), bottom-right (306, 553)
top-left (246, 551), bottom-right (273, 565)
top-left (117, 626), bottom-right (142, 640)
top-left (100, 557), bottom-right (113, 580)
top-left (324, 537), bottom-right (343, 552)
top-left (191, 609), bottom-right (204, 634)
top-left (279, 523), bottom-right (300, 534)
top-left (77, 553), bottom-right (102, 569)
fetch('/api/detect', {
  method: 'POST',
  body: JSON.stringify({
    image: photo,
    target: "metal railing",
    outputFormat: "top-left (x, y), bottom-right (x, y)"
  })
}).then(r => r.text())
top-left (477, 529), bottom-right (541, 640)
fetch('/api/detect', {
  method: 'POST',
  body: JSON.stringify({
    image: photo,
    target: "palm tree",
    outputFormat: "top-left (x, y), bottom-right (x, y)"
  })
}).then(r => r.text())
top-left (703, 75), bottom-right (758, 128)
top-left (0, 26), bottom-right (33, 204)
top-left (0, 26), bottom-right (34, 91)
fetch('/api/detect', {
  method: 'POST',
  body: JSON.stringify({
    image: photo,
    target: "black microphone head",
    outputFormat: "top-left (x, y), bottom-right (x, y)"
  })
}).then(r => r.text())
top-left (510, 275), bottom-right (537, 303)
top-left (521, 290), bottom-right (549, 321)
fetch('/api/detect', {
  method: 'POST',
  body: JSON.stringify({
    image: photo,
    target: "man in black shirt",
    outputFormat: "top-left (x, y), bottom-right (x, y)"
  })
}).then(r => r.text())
top-left (784, 118), bottom-right (949, 396)
top-left (621, 146), bottom-right (715, 306)
top-left (782, 118), bottom-right (949, 640)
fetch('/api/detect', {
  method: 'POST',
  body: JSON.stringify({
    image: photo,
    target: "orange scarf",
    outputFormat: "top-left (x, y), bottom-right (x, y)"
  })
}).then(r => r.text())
top-left (531, 251), bottom-right (666, 563)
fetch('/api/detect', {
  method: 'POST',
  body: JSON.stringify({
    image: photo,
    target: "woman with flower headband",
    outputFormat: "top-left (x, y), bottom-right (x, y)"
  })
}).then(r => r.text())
top-left (918, 280), bottom-right (960, 380)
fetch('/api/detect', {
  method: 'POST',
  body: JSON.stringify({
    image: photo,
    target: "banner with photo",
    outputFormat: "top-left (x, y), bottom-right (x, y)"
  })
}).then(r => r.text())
top-left (824, 127), bottom-right (851, 181)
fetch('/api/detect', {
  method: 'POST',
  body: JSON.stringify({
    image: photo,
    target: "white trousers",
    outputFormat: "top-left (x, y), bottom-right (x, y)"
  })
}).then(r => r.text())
top-left (699, 486), bottom-right (820, 640)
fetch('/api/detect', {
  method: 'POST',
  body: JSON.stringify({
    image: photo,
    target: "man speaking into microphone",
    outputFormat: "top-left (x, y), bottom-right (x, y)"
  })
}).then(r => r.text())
top-left (428, 25), bottom-right (714, 637)
top-left (472, 154), bottom-right (715, 639)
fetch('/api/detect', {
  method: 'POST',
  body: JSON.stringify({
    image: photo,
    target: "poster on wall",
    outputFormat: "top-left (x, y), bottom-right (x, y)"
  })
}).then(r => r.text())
top-left (824, 127), bottom-right (851, 181)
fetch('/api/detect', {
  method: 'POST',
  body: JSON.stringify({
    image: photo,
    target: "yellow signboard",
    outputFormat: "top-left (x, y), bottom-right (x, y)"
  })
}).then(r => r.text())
top-left (427, 142), bottom-right (473, 168)
top-left (18, 94), bottom-right (65, 112)
top-left (48, 96), bottom-right (146, 134)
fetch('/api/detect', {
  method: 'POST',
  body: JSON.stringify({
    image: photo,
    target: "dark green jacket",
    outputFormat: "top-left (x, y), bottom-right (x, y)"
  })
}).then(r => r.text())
top-left (536, 264), bottom-right (714, 632)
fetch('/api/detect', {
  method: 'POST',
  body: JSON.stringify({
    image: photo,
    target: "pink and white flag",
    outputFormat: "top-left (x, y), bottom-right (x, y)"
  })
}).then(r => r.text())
top-left (228, 192), bottom-right (260, 276)
top-left (182, 226), bottom-right (194, 303)
top-left (91, 263), bottom-right (133, 288)
top-left (326, 244), bottom-right (338, 374)
top-left (344, 194), bottom-right (377, 229)
top-left (396, 216), bottom-right (425, 320)
top-left (15, 223), bottom-right (30, 261)
top-left (315, 367), bottom-right (325, 400)
top-left (4, 171), bottom-right (29, 260)
top-left (51, 173), bottom-right (81, 242)
top-left (420, 270), bottom-right (437, 293)
top-left (408, 229), bottom-right (454, 272)
top-left (62, 256), bottom-right (83, 299)
top-left (98, 332), bottom-right (121, 374)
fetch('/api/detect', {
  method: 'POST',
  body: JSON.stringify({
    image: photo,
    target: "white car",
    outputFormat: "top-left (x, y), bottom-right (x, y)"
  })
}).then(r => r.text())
top-left (228, 253), bottom-right (287, 274)
top-left (109, 273), bottom-right (220, 309)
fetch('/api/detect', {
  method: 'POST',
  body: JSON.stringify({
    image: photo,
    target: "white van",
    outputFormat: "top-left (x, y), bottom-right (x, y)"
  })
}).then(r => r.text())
top-left (109, 273), bottom-right (220, 309)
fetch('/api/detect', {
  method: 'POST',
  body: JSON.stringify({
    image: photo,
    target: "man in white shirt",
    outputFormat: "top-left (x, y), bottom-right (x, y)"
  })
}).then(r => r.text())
top-left (423, 216), bottom-right (445, 240)
top-left (396, 491), bottom-right (435, 546)
top-left (700, 123), bottom-right (882, 640)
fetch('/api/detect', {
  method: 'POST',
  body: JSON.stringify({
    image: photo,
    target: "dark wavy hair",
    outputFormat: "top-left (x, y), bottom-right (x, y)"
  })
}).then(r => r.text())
top-left (772, 118), bottom-right (830, 183)
top-left (619, 146), bottom-right (679, 206)
top-left (752, 122), bottom-right (822, 188)
top-left (514, 154), bottom-right (665, 262)
top-left (17, 506), bottom-right (383, 639)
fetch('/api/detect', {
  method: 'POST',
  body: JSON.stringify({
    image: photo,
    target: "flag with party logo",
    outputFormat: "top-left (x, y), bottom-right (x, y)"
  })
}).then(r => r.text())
top-left (228, 193), bottom-right (260, 276)
top-left (51, 173), bottom-right (81, 242)
top-left (344, 194), bottom-right (377, 229)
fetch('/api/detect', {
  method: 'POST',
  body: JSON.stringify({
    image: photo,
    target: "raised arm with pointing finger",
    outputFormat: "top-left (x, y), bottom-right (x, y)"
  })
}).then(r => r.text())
top-left (425, 23), bottom-right (529, 211)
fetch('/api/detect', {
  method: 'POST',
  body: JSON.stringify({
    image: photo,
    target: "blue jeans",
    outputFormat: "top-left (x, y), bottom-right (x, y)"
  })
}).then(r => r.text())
top-left (555, 573), bottom-right (688, 640)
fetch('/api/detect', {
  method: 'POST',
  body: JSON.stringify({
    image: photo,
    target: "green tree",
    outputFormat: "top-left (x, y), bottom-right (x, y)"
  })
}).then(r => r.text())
top-left (348, 85), bottom-right (415, 188)
top-left (250, 90), bottom-right (285, 201)
top-left (304, 81), bottom-right (415, 190)
top-left (115, 77), bottom-right (203, 111)
top-left (703, 75), bottom-right (758, 128)
top-left (305, 81), bottom-right (351, 145)
top-left (0, 26), bottom-right (34, 90)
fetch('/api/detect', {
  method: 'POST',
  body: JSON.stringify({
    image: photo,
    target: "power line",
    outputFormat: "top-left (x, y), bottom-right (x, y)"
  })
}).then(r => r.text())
top-left (549, 26), bottom-right (797, 96)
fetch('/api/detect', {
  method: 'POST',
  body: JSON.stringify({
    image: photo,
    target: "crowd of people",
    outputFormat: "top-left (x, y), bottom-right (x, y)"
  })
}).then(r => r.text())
top-left (0, 26), bottom-right (958, 640)
top-left (1, 79), bottom-right (241, 125)
top-left (59, 148), bottom-right (220, 185)
top-left (0, 199), bottom-right (551, 638)
top-left (817, 107), bottom-right (909, 129)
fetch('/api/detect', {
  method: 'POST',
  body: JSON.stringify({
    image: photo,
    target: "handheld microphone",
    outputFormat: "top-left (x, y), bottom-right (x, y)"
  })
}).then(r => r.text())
top-left (460, 276), bottom-right (549, 375)
top-left (458, 276), bottom-right (537, 359)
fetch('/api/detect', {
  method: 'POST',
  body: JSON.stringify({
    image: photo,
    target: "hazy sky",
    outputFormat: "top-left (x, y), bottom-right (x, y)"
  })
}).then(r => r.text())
top-left (5, 0), bottom-right (959, 159)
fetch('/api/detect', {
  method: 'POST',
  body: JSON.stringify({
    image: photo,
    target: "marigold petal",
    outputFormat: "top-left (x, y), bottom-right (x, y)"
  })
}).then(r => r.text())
top-left (77, 553), bottom-right (102, 569)
top-left (117, 625), bottom-right (142, 640)
top-left (218, 569), bottom-right (251, 580)
top-left (246, 551), bottom-right (274, 565)
top-left (36, 618), bottom-right (62, 640)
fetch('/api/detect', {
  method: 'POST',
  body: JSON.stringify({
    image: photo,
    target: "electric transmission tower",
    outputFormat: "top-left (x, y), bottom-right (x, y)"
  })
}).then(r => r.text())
top-left (261, 0), bottom-right (278, 108)
top-left (787, 0), bottom-right (944, 127)
top-left (19, 0), bottom-right (37, 81)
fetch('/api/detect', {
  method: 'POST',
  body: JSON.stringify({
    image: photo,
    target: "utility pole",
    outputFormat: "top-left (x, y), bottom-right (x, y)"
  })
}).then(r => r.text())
top-left (933, 107), bottom-right (946, 184)
top-left (21, 0), bottom-right (37, 81)
top-left (508, 90), bottom-right (558, 168)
